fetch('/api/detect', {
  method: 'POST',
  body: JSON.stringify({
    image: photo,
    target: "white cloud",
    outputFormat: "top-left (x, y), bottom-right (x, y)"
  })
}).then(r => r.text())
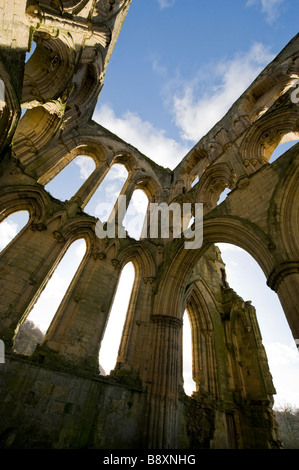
top-left (93, 43), bottom-right (274, 169)
top-left (265, 342), bottom-right (299, 367)
top-left (74, 156), bottom-right (96, 180)
top-left (151, 55), bottom-right (168, 78)
top-left (265, 342), bottom-right (299, 408)
top-left (0, 212), bottom-right (29, 251)
top-left (172, 42), bottom-right (274, 142)
top-left (27, 271), bottom-right (71, 332)
top-left (0, 220), bottom-right (18, 250)
top-left (215, 243), bottom-right (243, 253)
top-left (106, 163), bottom-right (128, 182)
top-left (125, 189), bottom-right (149, 240)
top-left (157, 0), bottom-right (176, 9)
top-left (93, 104), bottom-right (189, 169)
top-left (246, 0), bottom-right (285, 24)
top-left (75, 239), bottom-right (87, 259)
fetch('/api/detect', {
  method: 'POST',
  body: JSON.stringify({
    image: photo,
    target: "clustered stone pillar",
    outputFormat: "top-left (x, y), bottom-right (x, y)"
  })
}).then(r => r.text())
top-left (72, 163), bottom-right (109, 209)
top-left (107, 171), bottom-right (137, 229)
top-left (267, 261), bottom-right (299, 343)
top-left (143, 315), bottom-right (182, 449)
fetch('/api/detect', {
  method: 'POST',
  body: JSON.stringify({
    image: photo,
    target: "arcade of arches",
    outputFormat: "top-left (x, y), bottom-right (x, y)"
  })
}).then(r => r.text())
top-left (0, 0), bottom-right (298, 449)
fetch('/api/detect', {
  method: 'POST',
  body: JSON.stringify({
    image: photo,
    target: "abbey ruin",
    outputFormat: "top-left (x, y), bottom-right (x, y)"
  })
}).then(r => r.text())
top-left (0, 0), bottom-right (298, 449)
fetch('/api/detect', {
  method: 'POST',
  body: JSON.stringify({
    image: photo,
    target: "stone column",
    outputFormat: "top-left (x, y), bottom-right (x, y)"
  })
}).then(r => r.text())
top-left (116, 276), bottom-right (155, 379)
top-left (267, 261), bottom-right (299, 344)
top-left (143, 315), bottom-right (182, 449)
top-left (107, 173), bottom-right (136, 229)
top-left (71, 163), bottom-right (108, 208)
top-left (36, 252), bottom-right (120, 374)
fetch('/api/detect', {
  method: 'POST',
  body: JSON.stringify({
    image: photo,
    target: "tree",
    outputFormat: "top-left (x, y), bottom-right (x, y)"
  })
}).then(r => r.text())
top-left (13, 320), bottom-right (44, 356)
top-left (275, 404), bottom-right (299, 449)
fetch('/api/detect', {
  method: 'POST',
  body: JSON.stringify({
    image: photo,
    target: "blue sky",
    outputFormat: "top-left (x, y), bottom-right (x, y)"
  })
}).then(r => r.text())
top-left (93, 0), bottom-right (298, 167)
top-left (1, 0), bottom-right (299, 409)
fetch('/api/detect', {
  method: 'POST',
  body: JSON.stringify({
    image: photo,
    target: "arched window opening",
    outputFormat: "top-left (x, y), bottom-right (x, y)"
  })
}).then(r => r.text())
top-left (45, 156), bottom-right (96, 201)
top-left (21, 41), bottom-right (37, 118)
top-left (215, 242), bottom-right (299, 409)
top-left (85, 163), bottom-right (128, 219)
top-left (13, 238), bottom-right (86, 355)
top-left (123, 189), bottom-right (148, 240)
top-left (187, 216), bottom-right (195, 229)
top-left (269, 140), bottom-right (299, 164)
top-left (217, 187), bottom-right (231, 205)
top-left (191, 176), bottom-right (199, 187)
top-left (183, 310), bottom-right (197, 396)
top-left (99, 262), bottom-right (135, 375)
top-left (25, 40), bottom-right (36, 63)
top-left (0, 211), bottom-right (30, 252)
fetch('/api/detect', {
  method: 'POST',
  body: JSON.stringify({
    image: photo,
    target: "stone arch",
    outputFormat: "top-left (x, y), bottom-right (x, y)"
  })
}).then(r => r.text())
top-left (12, 103), bottom-right (64, 166)
top-left (238, 55), bottom-right (299, 122)
top-left (115, 242), bottom-right (156, 281)
top-left (0, 186), bottom-right (50, 225)
top-left (111, 151), bottom-right (164, 198)
top-left (112, 151), bottom-right (141, 174)
top-left (153, 216), bottom-right (275, 322)
top-left (270, 150), bottom-right (299, 258)
top-left (66, 60), bottom-right (104, 126)
top-left (195, 163), bottom-right (235, 213)
top-left (184, 283), bottom-right (219, 398)
top-left (53, 215), bottom-right (98, 256)
top-left (0, 59), bottom-right (20, 153)
top-left (35, 138), bottom-right (108, 186)
top-left (240, 105), bottom-right (299, 169)
top-left (22, 31), bottom-right (76, 106)
top-left (134, 174), bottom-right (163, 202)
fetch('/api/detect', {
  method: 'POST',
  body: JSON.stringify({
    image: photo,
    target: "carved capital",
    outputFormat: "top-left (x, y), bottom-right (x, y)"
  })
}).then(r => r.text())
top-left (267, 261), bottom-right (299, 291)
top-left (53, 231), bottom-right (65, 243)
top-left (151, 314), bottom-right (183, 329)
top-left (143, 277), bottom-right (155, 285)
top-left (111, 259), bottom-right (120, 270)
top-left (31, 222), bottom-right (47, 231)
top-left (93, 251), bottom-right (106, 260)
